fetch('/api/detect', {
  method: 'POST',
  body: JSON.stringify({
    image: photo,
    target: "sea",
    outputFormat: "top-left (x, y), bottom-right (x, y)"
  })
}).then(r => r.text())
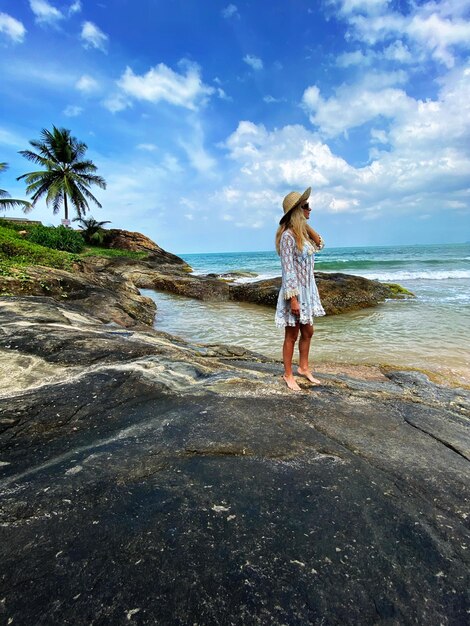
top-left (142, 243), bottom-right (470, 387)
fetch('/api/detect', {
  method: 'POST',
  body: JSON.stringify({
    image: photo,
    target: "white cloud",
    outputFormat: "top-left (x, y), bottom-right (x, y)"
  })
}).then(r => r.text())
top-left (336, 42), bottom-right (413, 66)
top-left (63, 104), bottom-right (83, 117)
top-left (137, 143), bottom-right (157, 152)
top-left (335, 0), bottom-right (470, 68)
top-left (68, 1), bottom-right (81, 15)
top-left (264, 95), bottom-right (285, 103)
top-left (216, 62), bottom-right (470, 228)
top-left (0, 13), bottom-right (26, 43)
top-left (0, 127), bottom-right (27, 148)
top-left (243, 54), bottom-right (263, 71)
top-left (302, 73), bottom-right (413, 137)
top-left (222, 4), bottom-right (239, 19)
top-left (370, 128), bottom-right (388, 144)
top-left (117, 62), bottom-right (214, 111)
top-left (81, 21), bottom-right (108, 52)
top-left (29, 0), bottom-right (63, 24)
top-left (179, 118), bottom-right (216, 174)
top-left (338, 0), bottom-right (390, 14)
top-left (336, 50), bottom-right (372, 67)
top-left (383, 40), bottom-right (413, 63)
top-left (76, 74), bottom-right (99, 92)
top-left (103, 93), bottom-right (129, 113)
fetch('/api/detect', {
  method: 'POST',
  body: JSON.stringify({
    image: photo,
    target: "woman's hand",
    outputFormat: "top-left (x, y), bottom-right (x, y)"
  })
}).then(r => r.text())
top-left (290, 296), bottom-right (300, 316)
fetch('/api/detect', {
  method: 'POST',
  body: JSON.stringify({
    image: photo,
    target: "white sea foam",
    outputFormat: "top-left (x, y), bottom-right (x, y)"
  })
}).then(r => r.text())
top-left (353, 270), bottom-right (470, 281)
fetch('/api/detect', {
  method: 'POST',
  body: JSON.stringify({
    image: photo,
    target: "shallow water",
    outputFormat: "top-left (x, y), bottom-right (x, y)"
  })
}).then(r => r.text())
top-left (143, 243), bottom-right (470, 387)
top-left (143, 286), bottom-right (470, 387)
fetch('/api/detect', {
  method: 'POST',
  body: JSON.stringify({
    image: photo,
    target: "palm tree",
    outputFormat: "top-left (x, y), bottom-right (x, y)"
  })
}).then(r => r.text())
top-left (0, 162), bottom-right (32, 212)
top-left (17, 126), bottom-right (106, 222)
top-left (73, 216), bottom-right (111, 245)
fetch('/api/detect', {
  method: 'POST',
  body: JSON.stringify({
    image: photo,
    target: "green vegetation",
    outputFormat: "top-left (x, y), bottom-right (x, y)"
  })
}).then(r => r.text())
top-left (384, 283), bottom-right (415, 298)
top-left (80, 246), bottom-right (148, 260)
top-left (0, 217), bottom-right (149, 284)
top-left (0, 163), bottom-right (31, 212)
top-left (74, 216), bottom-right (111, 245)
top-left (0, 224), bottom-right (76, 274)
top-left (28, 224), bottom-right (85, 253)
top-left (18, 126), bottom-right (106, 221)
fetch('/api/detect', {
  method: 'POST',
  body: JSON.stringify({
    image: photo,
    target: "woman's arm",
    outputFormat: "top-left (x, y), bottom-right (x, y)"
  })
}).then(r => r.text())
top-left (306, 225), bottom-right (324, 251)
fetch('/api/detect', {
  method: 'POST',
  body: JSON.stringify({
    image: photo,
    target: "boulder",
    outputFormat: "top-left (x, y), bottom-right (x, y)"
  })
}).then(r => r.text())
top-left (0, 296), bottom-right (468, 625)
top-left (229, 272), bottom-right (396, 314)
top-left (0, 265), bottom-right (156, 327)
top-left (102, 228), bottom-right (189, 268)
top-left (80, 256), bottom-right (405, 315)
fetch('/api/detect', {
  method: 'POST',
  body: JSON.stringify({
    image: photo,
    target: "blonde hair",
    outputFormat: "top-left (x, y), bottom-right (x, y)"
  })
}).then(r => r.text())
top-left (276, 206), bottom-right (315, 254)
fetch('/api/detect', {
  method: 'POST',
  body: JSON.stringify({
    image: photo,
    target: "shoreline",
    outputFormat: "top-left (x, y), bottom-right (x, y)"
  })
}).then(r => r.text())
top-left (1, 295), bottom-right (469, 625)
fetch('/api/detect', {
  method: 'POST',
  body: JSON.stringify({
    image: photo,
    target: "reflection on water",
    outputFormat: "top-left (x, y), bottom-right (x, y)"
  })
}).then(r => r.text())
top-left (142, 289), bottom-right (470, 386)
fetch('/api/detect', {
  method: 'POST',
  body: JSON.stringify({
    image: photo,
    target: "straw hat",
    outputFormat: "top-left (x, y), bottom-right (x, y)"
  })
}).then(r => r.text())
top-left (280, 187), bottom-right (311, 225)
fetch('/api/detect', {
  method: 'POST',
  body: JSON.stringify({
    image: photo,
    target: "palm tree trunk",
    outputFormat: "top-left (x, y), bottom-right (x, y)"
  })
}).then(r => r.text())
top-left (63, 192), bottom-right (68, 222)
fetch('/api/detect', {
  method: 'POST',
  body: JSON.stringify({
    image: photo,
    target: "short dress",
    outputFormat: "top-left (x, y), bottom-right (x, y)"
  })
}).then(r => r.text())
top-left (275, 230), bottom-right (325, 327)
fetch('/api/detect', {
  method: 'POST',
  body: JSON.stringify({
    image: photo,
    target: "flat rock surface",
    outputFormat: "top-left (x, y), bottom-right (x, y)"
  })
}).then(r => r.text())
top-left (0, 297), bottom-right (469, 625)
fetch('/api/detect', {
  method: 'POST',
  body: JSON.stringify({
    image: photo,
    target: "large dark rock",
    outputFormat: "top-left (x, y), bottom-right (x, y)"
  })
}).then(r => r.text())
top-left (0, 265), bottom-right (156, 327)
top-left (230, 272), bottom-right (395, 314)
top-left (0, 296), bottom-right (468, 625)
top-left (102, 228), bottom-right (190, 269)
top-left (82, 256), bottom-right (405, 315)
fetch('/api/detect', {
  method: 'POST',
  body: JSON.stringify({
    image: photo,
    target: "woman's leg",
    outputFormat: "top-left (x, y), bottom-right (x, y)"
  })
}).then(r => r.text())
top-left (298, 324), bottom-right (321, 384)
top-left (283, 324), bottom-right (301, 391)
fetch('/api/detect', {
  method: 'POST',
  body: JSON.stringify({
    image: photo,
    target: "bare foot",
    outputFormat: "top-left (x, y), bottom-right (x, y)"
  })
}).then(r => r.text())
top-left (282, 374), bottom-right (301, 391)
top-left (297, 368), bottom-right (322, 385)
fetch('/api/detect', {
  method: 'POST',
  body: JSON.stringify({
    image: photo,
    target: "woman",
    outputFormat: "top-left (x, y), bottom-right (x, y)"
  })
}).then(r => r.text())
top-left (275, 186), bottom-right (325, 391)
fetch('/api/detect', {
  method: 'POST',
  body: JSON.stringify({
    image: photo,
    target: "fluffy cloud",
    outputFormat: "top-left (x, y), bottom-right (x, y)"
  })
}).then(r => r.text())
top-left (0, 13), bottom-right (26, 43)
top-left (81, 21), bottom-right (108, 52)
top-left (302, 72), bottom-right (412, 137)
top-left (216, 61), bottom-right (470, 228)
top-left (117, 62), bottom-right (214, 111)
top-left (76, 74), bottom-right (99, 92)
top-left (334, 0), bottom-right (470, 67)
top-left (243, 54), bottom-right (263, 71)
top-left (29, 0), bottom-right (63, 24)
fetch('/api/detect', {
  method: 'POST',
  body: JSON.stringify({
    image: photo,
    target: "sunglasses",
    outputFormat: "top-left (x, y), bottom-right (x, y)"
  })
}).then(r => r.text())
top-left (301, 203), bottom-right (311, 210)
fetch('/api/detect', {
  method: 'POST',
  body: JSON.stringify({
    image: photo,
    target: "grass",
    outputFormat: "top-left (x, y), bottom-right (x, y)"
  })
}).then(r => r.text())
top-left (0, 224), bottom-right (77, 275)
top-left (0, 221), bottom-right (149, 278)
top-left (79, 246), bottom-right (148, 260)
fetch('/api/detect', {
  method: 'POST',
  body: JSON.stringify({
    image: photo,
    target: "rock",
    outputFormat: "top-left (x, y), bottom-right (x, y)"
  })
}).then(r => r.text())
top-left (81, 256), bottom-right (404, 315)
top-left (102, 228), bottom-right (190, 268)
top-left (0, 296), bottom-right (469, 625)
top-left (0, 265), bottom-right (156, 327)
top-left (229, 272), bottom-right (398, 314)
top-left (81, 256), bottom-right (230, 300)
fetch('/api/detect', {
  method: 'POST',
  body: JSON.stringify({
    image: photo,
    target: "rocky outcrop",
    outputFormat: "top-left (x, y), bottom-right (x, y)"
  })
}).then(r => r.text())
top-left (0, 296), bottom-right (469, 625)
top-left (230, 272), bottom-right (395, 314)
top-left (103, 228), bottom-right (190, 268)
top-left (81, 256), bottom-right (406, 314)
top-left (0, 265), bottom-right (156, 327)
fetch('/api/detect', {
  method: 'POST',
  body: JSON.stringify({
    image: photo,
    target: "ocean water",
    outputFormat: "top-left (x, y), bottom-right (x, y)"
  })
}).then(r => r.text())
top-left (143, 243), bottom-right (470, 387)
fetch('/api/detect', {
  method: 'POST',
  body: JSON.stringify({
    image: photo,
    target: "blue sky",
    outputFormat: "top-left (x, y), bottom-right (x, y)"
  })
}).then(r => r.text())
top-left (0, 0), bottom-right (469, 253)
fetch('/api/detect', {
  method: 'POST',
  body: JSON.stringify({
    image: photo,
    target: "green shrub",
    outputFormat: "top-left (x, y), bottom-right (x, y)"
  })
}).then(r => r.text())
top-left (0, 226), bottom-right (75, 269)
top-left (28, 224), bottom-right (85, 253)
top-left (0, 218), bottom-right (37, 233)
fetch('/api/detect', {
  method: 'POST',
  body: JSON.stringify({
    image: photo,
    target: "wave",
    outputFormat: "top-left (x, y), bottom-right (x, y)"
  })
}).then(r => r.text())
top-left (354, 270), bottom-right (470, 281)
top-left (315, 258), bottom-right (470, 271)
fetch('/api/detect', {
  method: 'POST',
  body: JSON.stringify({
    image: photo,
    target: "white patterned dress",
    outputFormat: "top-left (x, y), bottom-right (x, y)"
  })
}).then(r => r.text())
top-left (275, 230), bottom-right (325, 327)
